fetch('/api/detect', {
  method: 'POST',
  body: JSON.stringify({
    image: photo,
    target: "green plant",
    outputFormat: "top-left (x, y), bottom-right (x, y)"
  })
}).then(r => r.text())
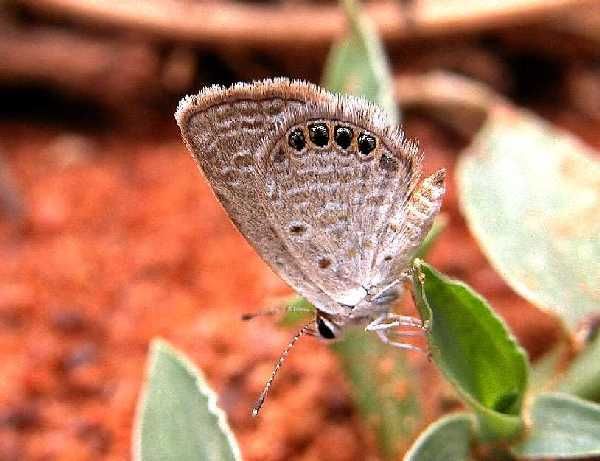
top-left (133, 340), bottom-right (241, 461)
top-left (132, 1), bottom-right (600, 459)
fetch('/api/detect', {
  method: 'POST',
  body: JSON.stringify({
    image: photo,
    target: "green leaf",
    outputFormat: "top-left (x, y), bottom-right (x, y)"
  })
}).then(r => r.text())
top-left (331, 329), bottom-right (421, 459)
top-left (512, 392), bottom-right (600, 458)
top-left (133, 339), bottom-right (241, 461)
top-left (322, 0), bottom-right (399, 123)
top-left (411, 259), bottom-right (528, 441)
top-left (557, 334), bottom-right (600, 401)
top-left (404, 413), bottom-right (474, 461)
top-left (457, 107), bottom-right (600, 330)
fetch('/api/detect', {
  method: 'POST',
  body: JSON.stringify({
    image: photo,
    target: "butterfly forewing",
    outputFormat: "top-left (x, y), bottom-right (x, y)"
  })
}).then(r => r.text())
top-left (176, 79), bottom-right (345, 314)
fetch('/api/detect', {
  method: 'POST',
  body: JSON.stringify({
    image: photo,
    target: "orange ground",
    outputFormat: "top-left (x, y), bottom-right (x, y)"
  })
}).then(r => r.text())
top-left (0, 111), bottom-right (578, 460)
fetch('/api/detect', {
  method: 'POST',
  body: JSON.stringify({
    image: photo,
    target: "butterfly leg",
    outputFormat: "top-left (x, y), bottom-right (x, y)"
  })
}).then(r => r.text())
top-left (365, 312), bottom-right (429, 331)
top-left (375, 330), bottom-right (426, 354)
top-left (388, 330), bottom-right (427, 338)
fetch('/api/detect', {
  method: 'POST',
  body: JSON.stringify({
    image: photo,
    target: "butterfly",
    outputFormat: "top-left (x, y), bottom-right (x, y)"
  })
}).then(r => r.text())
top-left (175, 78), bottom-right (445, 415)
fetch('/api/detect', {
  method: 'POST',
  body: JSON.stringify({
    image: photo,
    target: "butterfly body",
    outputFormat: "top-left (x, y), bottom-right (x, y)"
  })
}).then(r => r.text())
top-left (176, 78), bottom-right (445, 342)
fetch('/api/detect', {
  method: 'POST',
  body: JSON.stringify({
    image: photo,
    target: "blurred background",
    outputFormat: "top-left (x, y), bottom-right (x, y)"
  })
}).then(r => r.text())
top-left (0, 0), bottom-right (599, 460)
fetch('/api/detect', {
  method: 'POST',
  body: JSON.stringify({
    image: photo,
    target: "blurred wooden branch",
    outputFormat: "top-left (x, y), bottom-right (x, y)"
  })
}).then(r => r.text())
top-left (395, 72), bottom-right (497, 137)
top-left (551, 2), bottom-right (600, 43)
top-left (17, 0), bottom-right (599, 47)
top-left (0, 24), bottom-right (179, 111)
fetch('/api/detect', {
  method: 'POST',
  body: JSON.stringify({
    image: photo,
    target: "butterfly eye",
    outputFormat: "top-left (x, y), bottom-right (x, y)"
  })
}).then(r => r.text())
top-left (357, 132), bottom-right (376, 156)
top-left (308, 123), bottom-right (329, 147)
top-left (316, 317), bottom-right (336, 340)
top-left (288, 128), bottom-right (306, 151)
top-left (334, 126), bottom-right (353, 149)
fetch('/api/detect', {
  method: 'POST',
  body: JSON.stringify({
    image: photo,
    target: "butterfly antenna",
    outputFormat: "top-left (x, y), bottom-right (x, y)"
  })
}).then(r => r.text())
top-left (241, 308), bottom-right (280, 321)
top-left (252, 322), bottom-right (312, 417)
top-left (242, 302), bottom-right (314, 321)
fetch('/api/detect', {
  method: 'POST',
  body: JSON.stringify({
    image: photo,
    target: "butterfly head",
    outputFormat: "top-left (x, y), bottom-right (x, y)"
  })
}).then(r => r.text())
top-left (314, 313), bottom-right (342, 341)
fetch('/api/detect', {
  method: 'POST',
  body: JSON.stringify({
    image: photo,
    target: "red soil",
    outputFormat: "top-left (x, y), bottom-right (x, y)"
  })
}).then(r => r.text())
top-left (0, 114), bottom-right (568, 460)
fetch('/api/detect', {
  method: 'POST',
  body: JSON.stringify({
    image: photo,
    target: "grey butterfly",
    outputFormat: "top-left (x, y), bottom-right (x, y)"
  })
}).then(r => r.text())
top-left (176, 78), bottom-right (445, 415)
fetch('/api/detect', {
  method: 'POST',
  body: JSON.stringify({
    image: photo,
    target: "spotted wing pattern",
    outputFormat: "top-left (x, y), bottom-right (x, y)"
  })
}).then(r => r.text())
top-left (257, 97), bottom-right (423, 306)
top-left (373, 168), bottom-right (446, 285)
top-left (177, 78), bottom-right (444, 315)
top-left (176, 79), bottom-right (345, 314)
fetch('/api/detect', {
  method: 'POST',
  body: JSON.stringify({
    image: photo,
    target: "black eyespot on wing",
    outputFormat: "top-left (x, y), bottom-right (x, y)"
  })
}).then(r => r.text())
top-left (357, 132), bottom-right (376, 156)
top-left (334, 126), bottom-right (353, 149)
top-left (288, 128), bottom-right (306, 151)
top-left (308, 123), bottom-right (329, 147)
top-left (317, 317), bottom-right (336, 339)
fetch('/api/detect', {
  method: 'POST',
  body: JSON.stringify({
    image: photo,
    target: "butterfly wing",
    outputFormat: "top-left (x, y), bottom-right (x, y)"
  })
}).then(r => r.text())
top-left (372, 168), bottom-right (446, 285)
top-left (256, 95), bottom-right (426, 307)
top-left (176, 79), bottom-right (346, 314)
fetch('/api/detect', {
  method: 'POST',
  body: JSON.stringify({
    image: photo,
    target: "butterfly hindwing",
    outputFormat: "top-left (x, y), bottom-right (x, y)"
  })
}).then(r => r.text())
top-left (176, 79), bottom-right (346, 314)
top-left (257, 96), bottom-right (422, 306)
